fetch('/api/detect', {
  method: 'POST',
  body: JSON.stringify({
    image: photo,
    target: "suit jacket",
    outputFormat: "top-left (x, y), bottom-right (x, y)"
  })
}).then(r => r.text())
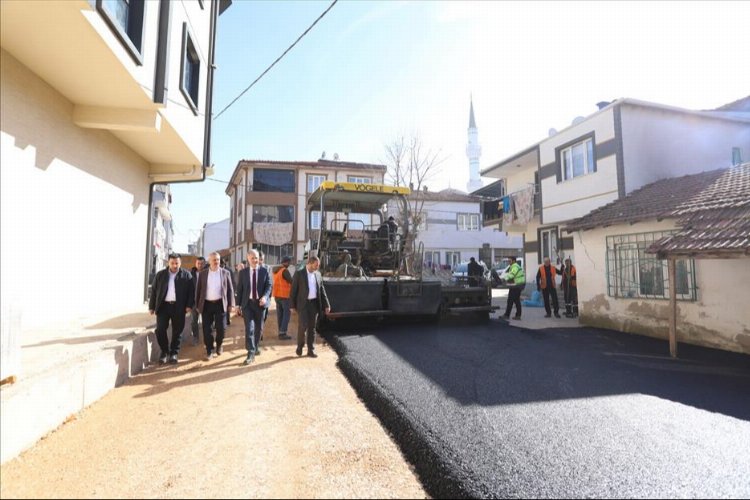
top-left (290, 267), bottom-right (330, 313)
top-left (236, 265), bottom-right (272, 310)
top-left (195, 267), bottom-right (235, 313)
top-left (149, 267), bottom-right (195, 314)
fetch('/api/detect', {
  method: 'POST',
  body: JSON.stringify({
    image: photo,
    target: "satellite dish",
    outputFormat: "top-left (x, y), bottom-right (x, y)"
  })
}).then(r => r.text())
top-left (548, 128), bottom-right (558, 137)
top-left (333, 153), bottom-right (339, 161)
top-left (321, 151), bottom-right (326, 159)
top-left (572, 116), bottom-right (585, 125)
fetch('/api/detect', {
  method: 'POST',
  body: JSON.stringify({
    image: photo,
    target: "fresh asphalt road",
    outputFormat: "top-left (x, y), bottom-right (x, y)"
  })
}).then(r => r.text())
top-left (329, 320), bottom-right (750, 499)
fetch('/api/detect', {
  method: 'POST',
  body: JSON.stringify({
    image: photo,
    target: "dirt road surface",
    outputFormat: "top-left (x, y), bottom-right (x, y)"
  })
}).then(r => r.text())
top-left (0, 313), bottom-right (426, 499)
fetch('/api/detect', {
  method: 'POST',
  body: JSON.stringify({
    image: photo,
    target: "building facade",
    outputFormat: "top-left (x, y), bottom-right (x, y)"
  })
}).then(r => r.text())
top-left (226, 159), bottom-right (386, 265)
top-left (1, 0), bottom-right (229, 336)
top-left (479, 97), bottom-right (750, 284)
top-left (196, 217), bottom-right (230, 257)
top-left (388, 188), bottom-right (523, 269)
top-left (148, 184), bottom-right (175, 282)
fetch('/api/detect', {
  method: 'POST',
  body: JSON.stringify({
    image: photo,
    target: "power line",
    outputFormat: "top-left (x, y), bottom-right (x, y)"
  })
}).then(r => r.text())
top-left (213, 0), bottom-right (338, 121)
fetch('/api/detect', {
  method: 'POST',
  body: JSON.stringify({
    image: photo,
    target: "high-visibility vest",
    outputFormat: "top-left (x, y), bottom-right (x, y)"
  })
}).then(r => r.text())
top-left (507, 262), bottom-right (525, 285)
top-left (272, 267), bottom-right (292, 299)
top-left (538, 265), bottom-right (557, 289)
top-left (565, 265), bottom-right (577, 288)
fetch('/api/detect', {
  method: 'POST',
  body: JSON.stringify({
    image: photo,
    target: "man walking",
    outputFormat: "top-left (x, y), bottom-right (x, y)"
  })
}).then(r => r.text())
top-left (501, 256), bottom-right (525, 320)
top-left (187, 256), bottom-right (206, 346)
top-left (273, 256), bottom-right (294, 340)
top-left (149, 253), bottom-right (194, 364)
top-left (536, 257), bottom-right (561, 318)
top-left (290, 256), bottom-right (331, 358)
top-left (195, 252), bottom-right (235, 360)
top-left (559, 258), bottom-right (578, 318)
top-left (235, 249), bottom-right (271, 365)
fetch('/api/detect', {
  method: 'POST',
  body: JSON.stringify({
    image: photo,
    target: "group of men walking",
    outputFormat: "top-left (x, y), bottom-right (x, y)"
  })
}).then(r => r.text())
top-left (149, 250), bottom-right (330, 366)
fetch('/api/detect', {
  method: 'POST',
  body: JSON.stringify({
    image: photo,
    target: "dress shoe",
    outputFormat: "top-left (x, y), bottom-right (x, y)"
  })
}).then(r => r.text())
top-left (307, 350), bottom-right (318, 358)
top-left (158, 354), bottom-right (168, 364)
top-left (512, 315), bottom-right (521, 320)
top-left (217, 346), bottom-right (224, 355)
top-left (279, 334), bottom-right (292, 340)
top-left (243, 355), bottom-right (255, 365)
top-left (168, 354), bottom-right (178, 364)
top-left (205, 351), bottom-right (214, 361)
top-left (296, 346), bottom-right (303, 357)
top-left (554, 313), bottom-right (561, 318)
top-left (544, 313), bottom-right (551, 318)
top-left (500, 315), bottom-right (510, 320)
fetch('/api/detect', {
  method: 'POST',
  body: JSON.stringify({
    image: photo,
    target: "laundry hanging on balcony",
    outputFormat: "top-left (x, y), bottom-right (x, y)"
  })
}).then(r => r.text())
top-left (502, 196), bottom-right (515, 227)
top-left (512, 185), bottom-right (535, 225)
top-left (253, 222), bottom-right (294, 246)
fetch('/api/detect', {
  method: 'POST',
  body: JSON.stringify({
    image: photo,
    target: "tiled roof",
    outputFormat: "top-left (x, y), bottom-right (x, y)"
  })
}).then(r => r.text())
top-left (566, 164), bottom-right (750, 257)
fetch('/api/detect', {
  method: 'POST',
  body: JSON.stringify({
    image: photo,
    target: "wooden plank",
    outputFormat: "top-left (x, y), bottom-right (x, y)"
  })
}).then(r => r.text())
top-left (668, 258), bottom-right (678, 358)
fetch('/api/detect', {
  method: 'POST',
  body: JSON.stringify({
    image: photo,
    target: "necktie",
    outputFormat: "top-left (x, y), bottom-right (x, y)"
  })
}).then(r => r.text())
top-left (252, 268), bottom-right (257, 300)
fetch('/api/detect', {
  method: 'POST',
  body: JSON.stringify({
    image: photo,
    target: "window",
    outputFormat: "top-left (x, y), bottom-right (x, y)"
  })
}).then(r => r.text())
top-left (180, 23), bottom-right (200, 114)
top-left (253, 169), bottom-right (295, 193)
top-left (559, 136), bottom-right (596, 181)
top-left (252, 205), bottom-right (294, 224)
top-left (457, 213), bottom-right (479, 231)
top-left (347, 176), bottom-right (372, 184)
top-left (425, 251), bottom-right (441, 268)
top-left (307, 174), bottom-right (326, 193)
top-left (446, 251), bottom-right (461, 268)
top-left (539, 227), bottom-right (558, 263)
top-left (348, 213), bottom-right (372, 230)
top-left (97, 0), bottom-right (145, 64)
top-left (309, 211), bottom-right (321, 230)
top-left (606, 231), bottom-right (696, 300)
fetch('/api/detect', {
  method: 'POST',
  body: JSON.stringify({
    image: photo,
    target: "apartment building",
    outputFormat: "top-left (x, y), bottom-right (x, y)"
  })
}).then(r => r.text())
top-left (1, 0), bottom-right (230, 333)
top-left (225, 159), bottom-right (386, 265)
top-left (479, 97), bottom-right (750, 283)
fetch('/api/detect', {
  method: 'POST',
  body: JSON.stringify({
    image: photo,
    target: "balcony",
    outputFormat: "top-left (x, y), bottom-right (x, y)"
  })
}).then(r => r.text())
top-left (0, 0), bottom-right (208, 181)
top-left (481, 188), bottom-right (540, 230)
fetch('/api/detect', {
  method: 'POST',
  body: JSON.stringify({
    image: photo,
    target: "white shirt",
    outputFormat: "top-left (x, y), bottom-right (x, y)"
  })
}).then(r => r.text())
top-left (166, 270), bottom-right (177, 302)
top-left (249, 266), bottom-right (259, 300)
top-left (307, 270), bottom-right (317, 300)
top-left (206, 268), bottom-right (222, 301)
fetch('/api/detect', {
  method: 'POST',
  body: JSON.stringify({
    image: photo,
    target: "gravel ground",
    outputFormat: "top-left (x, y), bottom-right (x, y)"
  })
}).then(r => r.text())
top-left (0, 313), bottom-right (426, 499)
top-left (328, 320), bottom-right (750, 499)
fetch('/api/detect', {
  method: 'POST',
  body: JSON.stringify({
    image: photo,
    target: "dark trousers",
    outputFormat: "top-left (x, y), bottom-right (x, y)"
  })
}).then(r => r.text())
top-left (242, 300), bottom-right (264, 354)
top-left (155, 302), bottom-right (185, 356)
top-left (297, 299), bottom-right (319, 351)
top-left (504, 285), bottom-right (522, 317)
top-left (563, 285), bottom-right (578, 316)
top-left (542, 287), bottom-right (559, 315)
top-left (202, 300), bottom-right (225, 353)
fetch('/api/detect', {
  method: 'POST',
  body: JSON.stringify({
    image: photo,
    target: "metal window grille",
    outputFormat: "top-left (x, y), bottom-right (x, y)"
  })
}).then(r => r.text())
top-left (605, 231), bottom-right (697, 301)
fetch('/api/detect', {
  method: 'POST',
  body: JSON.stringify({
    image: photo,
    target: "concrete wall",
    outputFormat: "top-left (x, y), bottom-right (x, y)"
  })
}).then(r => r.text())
top-left (621, 104), bottom-right (750, 194)
top-left (572, 220), bottom-right (750, 354)
top-left (1, 49), bottom-right (150, 334)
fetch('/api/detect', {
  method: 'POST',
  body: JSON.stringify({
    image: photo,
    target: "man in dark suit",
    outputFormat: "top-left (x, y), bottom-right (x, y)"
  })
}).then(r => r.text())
top-left (195, 252), bottom-right (235, 360)
top-left (235, 249), bottom-right (272, 365)
top-left (290, 255), bottom-right (331, 358)
top-left (148, 253), bottom-right (195, 365)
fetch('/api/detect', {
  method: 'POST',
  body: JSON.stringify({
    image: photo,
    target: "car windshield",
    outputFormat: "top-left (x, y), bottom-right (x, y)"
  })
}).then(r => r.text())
top-left (454, 264), bottom-right (468, 273)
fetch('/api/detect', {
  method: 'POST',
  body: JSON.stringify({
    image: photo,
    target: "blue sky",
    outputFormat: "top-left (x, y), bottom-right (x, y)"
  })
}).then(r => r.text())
top-left (170, 0), bottom-right (750, 251)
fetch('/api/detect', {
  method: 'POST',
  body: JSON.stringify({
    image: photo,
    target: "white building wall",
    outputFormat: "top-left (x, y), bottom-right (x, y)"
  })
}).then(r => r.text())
top-left (540, 108), bottom-right (619, 224)
top-left (201, 218), bottom-right (230, 255)
top-left (573, 220), bottom-right (750, 354)
top-left (620, 105), bottom-right (750, 193)
top-left (0, 49), bottom-right (150, 331)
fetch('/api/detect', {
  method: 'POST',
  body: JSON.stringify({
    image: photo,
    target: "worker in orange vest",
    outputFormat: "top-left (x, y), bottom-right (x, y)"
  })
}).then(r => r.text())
top-left (559, 258), bottom-right (578, 318)
top-left (536, 257), bottom-right (561, 318)
top-left (273, 256), bottom-right (294, 340)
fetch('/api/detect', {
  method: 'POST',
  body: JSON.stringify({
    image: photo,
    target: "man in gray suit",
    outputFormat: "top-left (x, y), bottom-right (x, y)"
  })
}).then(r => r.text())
top-left (195, 252), bottom-right (235, 360)
top-left (290, 255), bottom-right (331, 358)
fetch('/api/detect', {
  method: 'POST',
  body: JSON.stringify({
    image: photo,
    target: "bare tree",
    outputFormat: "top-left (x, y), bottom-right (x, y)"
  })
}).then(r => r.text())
top-left (383, 133), bottom-right (444, 235)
